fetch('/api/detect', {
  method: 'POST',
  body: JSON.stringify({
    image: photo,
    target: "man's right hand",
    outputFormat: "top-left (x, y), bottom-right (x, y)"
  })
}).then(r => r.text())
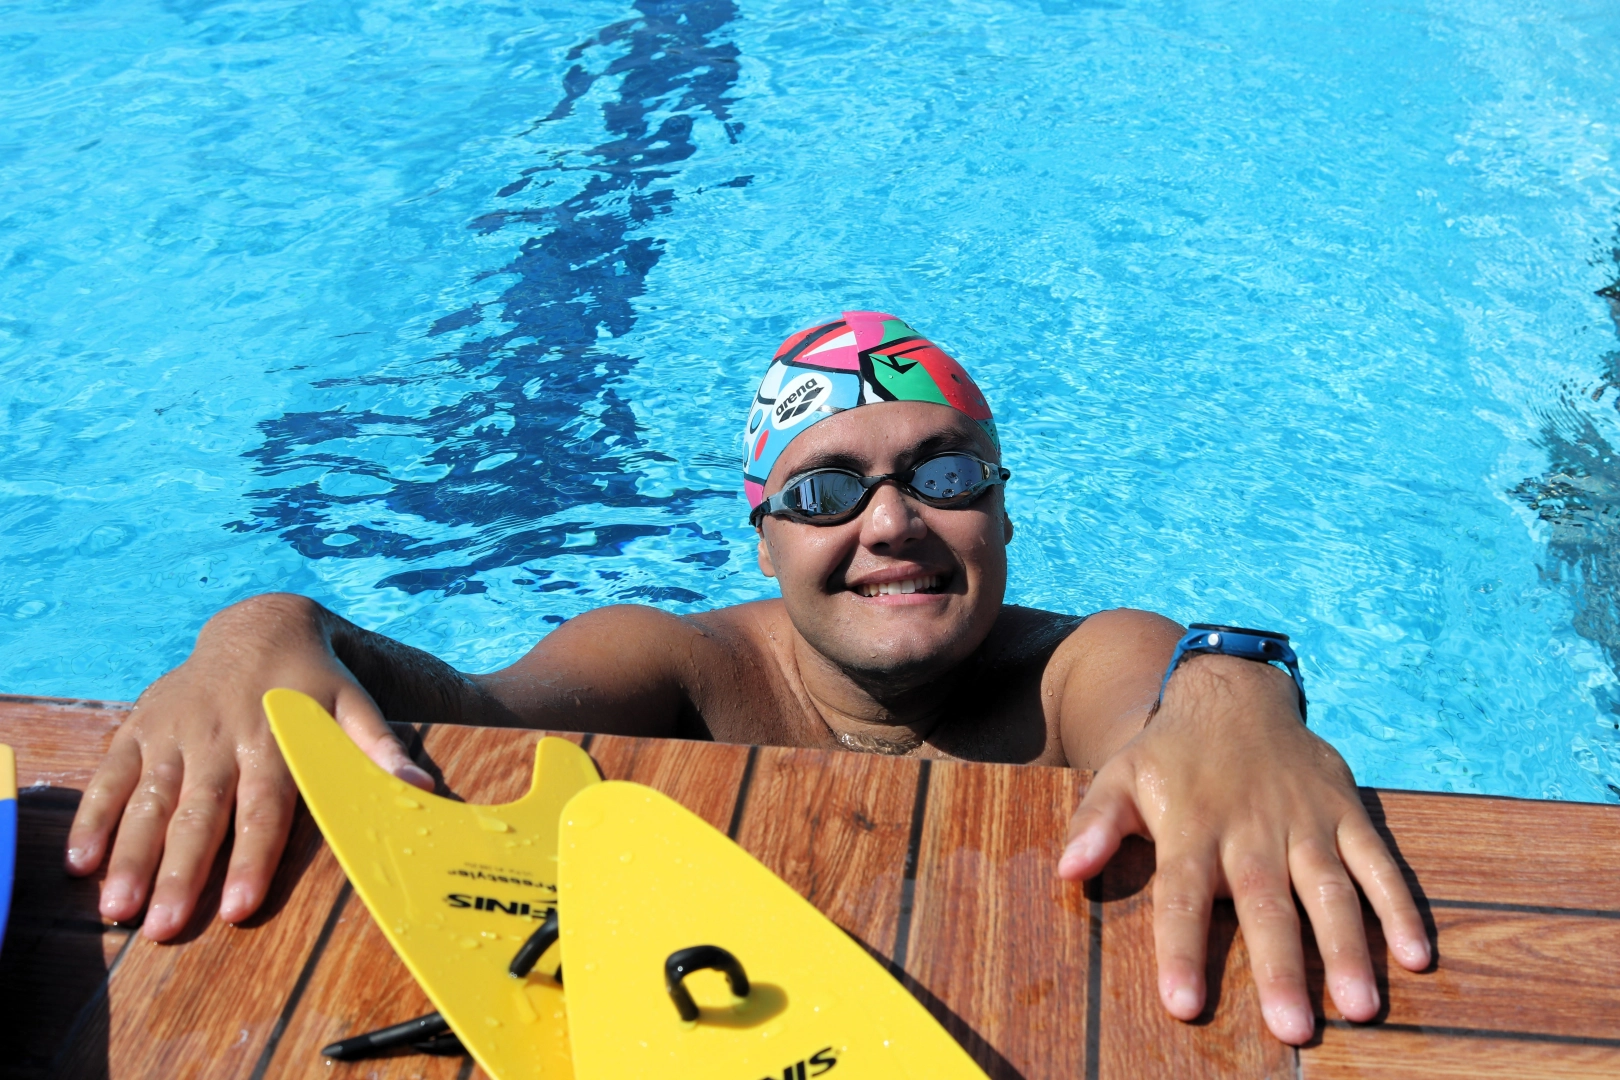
top-left (64, 593), bottom-right (432, 941)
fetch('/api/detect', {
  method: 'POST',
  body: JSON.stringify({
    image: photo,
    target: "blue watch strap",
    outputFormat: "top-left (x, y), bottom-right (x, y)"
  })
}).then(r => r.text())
top-left (1156, 623), bottom-right (1308, 722)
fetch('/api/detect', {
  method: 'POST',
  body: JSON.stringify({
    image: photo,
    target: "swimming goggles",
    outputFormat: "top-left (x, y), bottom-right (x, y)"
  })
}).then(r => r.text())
top-left (749, 453), bottom-right (1010, 527)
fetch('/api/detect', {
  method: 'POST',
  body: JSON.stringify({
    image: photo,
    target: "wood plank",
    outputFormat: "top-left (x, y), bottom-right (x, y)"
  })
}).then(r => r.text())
top-left (903, 758), bottom-right (1092, 1080)
top-left (256, 888), bottom-right (463, 1080)
top-left (54, 804), bottom-right (351, 1079)
top-left (253, 724), bottom-right (556, 1080)
top-left (1095, 838), bottom-right (1296, 1080)
top-left (0, 695), bottom-right (126, 786)
top-left (1366, 789), bottom-right (1620, 912)
top-left (732, 745), bottom-right (921, 961)
top-left (589, 733), bottom-right (753, 832)
top-left (1307, 906), bottom-right (1620, 1038)
top-left (1301, 1023), bottom-right (1620, 1079)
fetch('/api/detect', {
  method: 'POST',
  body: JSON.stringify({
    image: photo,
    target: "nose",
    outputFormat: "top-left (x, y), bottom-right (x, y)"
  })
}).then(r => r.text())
top-left (859, 481), bottom-right (928, 551)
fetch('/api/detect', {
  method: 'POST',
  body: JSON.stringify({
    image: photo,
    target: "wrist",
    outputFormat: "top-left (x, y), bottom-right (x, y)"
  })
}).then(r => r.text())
top-left (1156, 624), bottom-right (1308, 723)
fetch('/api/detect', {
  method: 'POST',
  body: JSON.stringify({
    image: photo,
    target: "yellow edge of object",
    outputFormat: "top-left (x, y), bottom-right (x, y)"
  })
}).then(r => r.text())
top-left (263, 688), bottom-right (599, 1080)
top-left (0, 744), bottom-right (14, 801)
top-left (557, 780), bottom-right (990, 1080)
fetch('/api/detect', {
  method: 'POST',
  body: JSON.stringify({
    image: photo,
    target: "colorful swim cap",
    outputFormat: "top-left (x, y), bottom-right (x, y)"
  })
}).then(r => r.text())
top-left (742, 311), bottom-right (998, 508)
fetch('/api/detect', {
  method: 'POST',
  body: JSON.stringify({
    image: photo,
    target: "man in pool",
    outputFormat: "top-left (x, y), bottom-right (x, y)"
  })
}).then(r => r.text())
top-left (66, 311), bottom-right (1429, 1045)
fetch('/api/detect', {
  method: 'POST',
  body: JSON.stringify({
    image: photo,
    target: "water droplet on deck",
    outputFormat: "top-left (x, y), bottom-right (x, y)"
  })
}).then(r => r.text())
top-left (484, 1016), bottom-right (501, 1028)
top-left (417, 826), bottom-right (429, 836)
top-left (460, 938), bottom-right (480, 949)
top-left (401, 847), bottom-right (413, 855)
top-left (478, 816), bottom-right (511, 832)
top-left (394, 795), bottom-right (422, 809)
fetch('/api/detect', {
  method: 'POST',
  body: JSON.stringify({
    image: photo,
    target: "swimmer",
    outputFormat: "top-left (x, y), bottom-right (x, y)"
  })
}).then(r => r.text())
top-left (65, 311), bottom-right (1429, 1044)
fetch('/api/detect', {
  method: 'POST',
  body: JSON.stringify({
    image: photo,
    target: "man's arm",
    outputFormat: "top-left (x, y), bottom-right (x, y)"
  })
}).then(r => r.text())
top-left (1047, 608), bottom-right (1430, 1045)
top-left (65, 594), bottom-right (694, 940)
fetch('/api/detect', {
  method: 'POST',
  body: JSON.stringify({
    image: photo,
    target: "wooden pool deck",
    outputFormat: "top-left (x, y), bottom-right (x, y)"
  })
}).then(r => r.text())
top-left (2, 694), bottom-right (1617, 1078)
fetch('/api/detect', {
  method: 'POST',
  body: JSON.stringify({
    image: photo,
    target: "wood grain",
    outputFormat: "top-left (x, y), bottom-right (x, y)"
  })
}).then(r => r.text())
top-left (8, 699), bottom-right (1620, 1079)
top-left (54, 803), bottom-right (350, 1080)
top-left (1300, 1024), bottom-right (1620, 1079)
top-left (589, 733), bottom-right (753, 832)
top-left (904, 758), bottom-right (1092, 1080)
top-left (1308, 906), bottom-right (1620, 1036)
top-left (733, 745), bottom-right (921, 959)
top-left (0, 695), bottom-right (126, 786)
top-left (1366, 789), bottom-right (1620, 912)
top-left (1095, 838), bottom-right (1297, 1080)
top-left (255, 725), bottom-right (587, 1080)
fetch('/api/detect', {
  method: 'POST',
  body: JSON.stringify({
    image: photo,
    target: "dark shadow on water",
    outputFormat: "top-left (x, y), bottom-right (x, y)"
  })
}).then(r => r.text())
top-left (1513, 221), bottom-right (1620, 802)
top-left (235, 0), bottom-right (749, 598)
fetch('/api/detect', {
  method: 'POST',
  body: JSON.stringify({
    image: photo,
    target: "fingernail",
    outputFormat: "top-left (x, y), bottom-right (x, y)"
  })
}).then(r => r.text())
top-left (1396, 936), bottom-right (1431, 968)
top-left (395, 763), bottom-right (434, 791)
top-left (1337, 977), bottom-right (1378, 1018)
top-left (1167, 985), bottom-right (1200, 1016)
top-left (66, 844), bottom-right (89, 869)
top-left (1265, 1004), bottom-right (1313, 1042)
top-left (1058, 830), bottom-right (1102, 877)
top-left (100, 879), bottom-right (132, 917)
top-left (220, 883), bottom-right (250, 922)
top-left (144, 903), bottom-right (176, 938)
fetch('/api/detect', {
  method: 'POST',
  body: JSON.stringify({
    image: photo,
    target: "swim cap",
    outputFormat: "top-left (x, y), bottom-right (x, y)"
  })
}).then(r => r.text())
top-left (742, 311), bottom-right (998, 509)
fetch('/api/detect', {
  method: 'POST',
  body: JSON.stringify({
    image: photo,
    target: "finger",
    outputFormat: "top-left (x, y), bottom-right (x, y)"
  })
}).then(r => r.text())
top-left (1228, 850), bottom-right (1314, 1044)
top-left (66, 733), bottom-right (142, 876)
top-left (220, 761), bottom-right (297, 923)
top-left (100, 749), bottom-right (185, 923)
top-left (329, 682), bottom-right (432, 790)
top-left (1150, 843), bottom-right (1218, 1020)
top-left (1058, 764), bottom-right (1148, 880)
top-left (1339, 816), bottom-right (1430, 971)
top-left (1289, 837), bottom-right (1378, 1022)
top-left (143, 759), bottom-right (237, 940)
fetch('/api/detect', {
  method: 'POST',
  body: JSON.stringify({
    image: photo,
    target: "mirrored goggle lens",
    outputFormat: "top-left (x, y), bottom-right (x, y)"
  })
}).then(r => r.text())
top-left (908, 454), bottom-right (990, 504)
top-left (784, 472), bottom-right (868, 517)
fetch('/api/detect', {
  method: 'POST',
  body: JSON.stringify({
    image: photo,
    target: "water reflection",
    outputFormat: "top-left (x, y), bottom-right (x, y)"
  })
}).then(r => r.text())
top-left (1513, 223), bottom-right (1620, 797)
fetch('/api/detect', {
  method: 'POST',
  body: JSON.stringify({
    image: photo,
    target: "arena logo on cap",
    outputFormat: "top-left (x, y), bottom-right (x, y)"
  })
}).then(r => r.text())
top-left (772, 372), bottom-right (829, 429)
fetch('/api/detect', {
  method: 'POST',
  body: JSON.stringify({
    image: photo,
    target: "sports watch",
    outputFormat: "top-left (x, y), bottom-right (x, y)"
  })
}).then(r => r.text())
top-left (1156, 624), bottom-right (1308, 722)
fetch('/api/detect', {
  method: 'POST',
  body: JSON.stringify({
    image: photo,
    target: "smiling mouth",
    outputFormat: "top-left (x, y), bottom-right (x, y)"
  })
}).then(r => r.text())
top-left (853, 574), bottom-right (944, 598)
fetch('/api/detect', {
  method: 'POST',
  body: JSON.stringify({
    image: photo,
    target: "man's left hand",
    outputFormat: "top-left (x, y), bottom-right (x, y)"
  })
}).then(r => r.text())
top-left (1057, 652), bottom-right (1431, 1044)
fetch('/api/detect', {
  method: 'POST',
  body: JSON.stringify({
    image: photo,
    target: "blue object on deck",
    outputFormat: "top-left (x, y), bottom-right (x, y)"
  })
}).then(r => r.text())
top-left (0, 744), bottom-right (16, 958)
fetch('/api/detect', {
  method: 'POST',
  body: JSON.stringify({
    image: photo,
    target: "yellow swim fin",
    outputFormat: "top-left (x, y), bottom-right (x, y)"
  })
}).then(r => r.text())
top-left (556, 781), bottom-right (990, 1080)
top-left (263, 689), bottom-right (598, 1080)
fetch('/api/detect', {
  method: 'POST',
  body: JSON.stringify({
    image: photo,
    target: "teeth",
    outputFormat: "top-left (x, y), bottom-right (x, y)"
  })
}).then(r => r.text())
top-left (855, 575), bottom-right (940, 597)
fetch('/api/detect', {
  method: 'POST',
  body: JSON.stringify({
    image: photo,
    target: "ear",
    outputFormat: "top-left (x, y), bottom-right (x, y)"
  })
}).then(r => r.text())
top-left (1003, 511), bottom-right (1014, 544)
top-left (756, 526), bottom-right (778, 578)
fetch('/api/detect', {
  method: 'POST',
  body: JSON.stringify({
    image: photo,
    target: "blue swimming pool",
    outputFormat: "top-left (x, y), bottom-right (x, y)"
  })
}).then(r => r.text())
top-left (3, 0), bottom-right (1619, 801)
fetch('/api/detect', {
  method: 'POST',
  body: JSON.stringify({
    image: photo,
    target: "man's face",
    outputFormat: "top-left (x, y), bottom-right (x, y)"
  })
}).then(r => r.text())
top-left (755, 401), bottom-right (1012, 691)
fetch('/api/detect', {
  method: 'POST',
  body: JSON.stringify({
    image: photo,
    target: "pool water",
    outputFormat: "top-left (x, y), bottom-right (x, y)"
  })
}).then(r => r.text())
top-left (3, 0), bottom-right (1620, 802)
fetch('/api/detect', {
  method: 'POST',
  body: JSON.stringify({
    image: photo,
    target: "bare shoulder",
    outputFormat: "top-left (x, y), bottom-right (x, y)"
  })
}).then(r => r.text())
top-left (1046, 607), bottom-right (1183, 682)
top-left (1045, 607), bottom-right (1185, 769)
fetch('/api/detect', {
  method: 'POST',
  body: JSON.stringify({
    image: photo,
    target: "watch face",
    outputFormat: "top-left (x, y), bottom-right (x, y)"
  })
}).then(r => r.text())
top-left (1188, 623), bottom-right (1291, 642)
